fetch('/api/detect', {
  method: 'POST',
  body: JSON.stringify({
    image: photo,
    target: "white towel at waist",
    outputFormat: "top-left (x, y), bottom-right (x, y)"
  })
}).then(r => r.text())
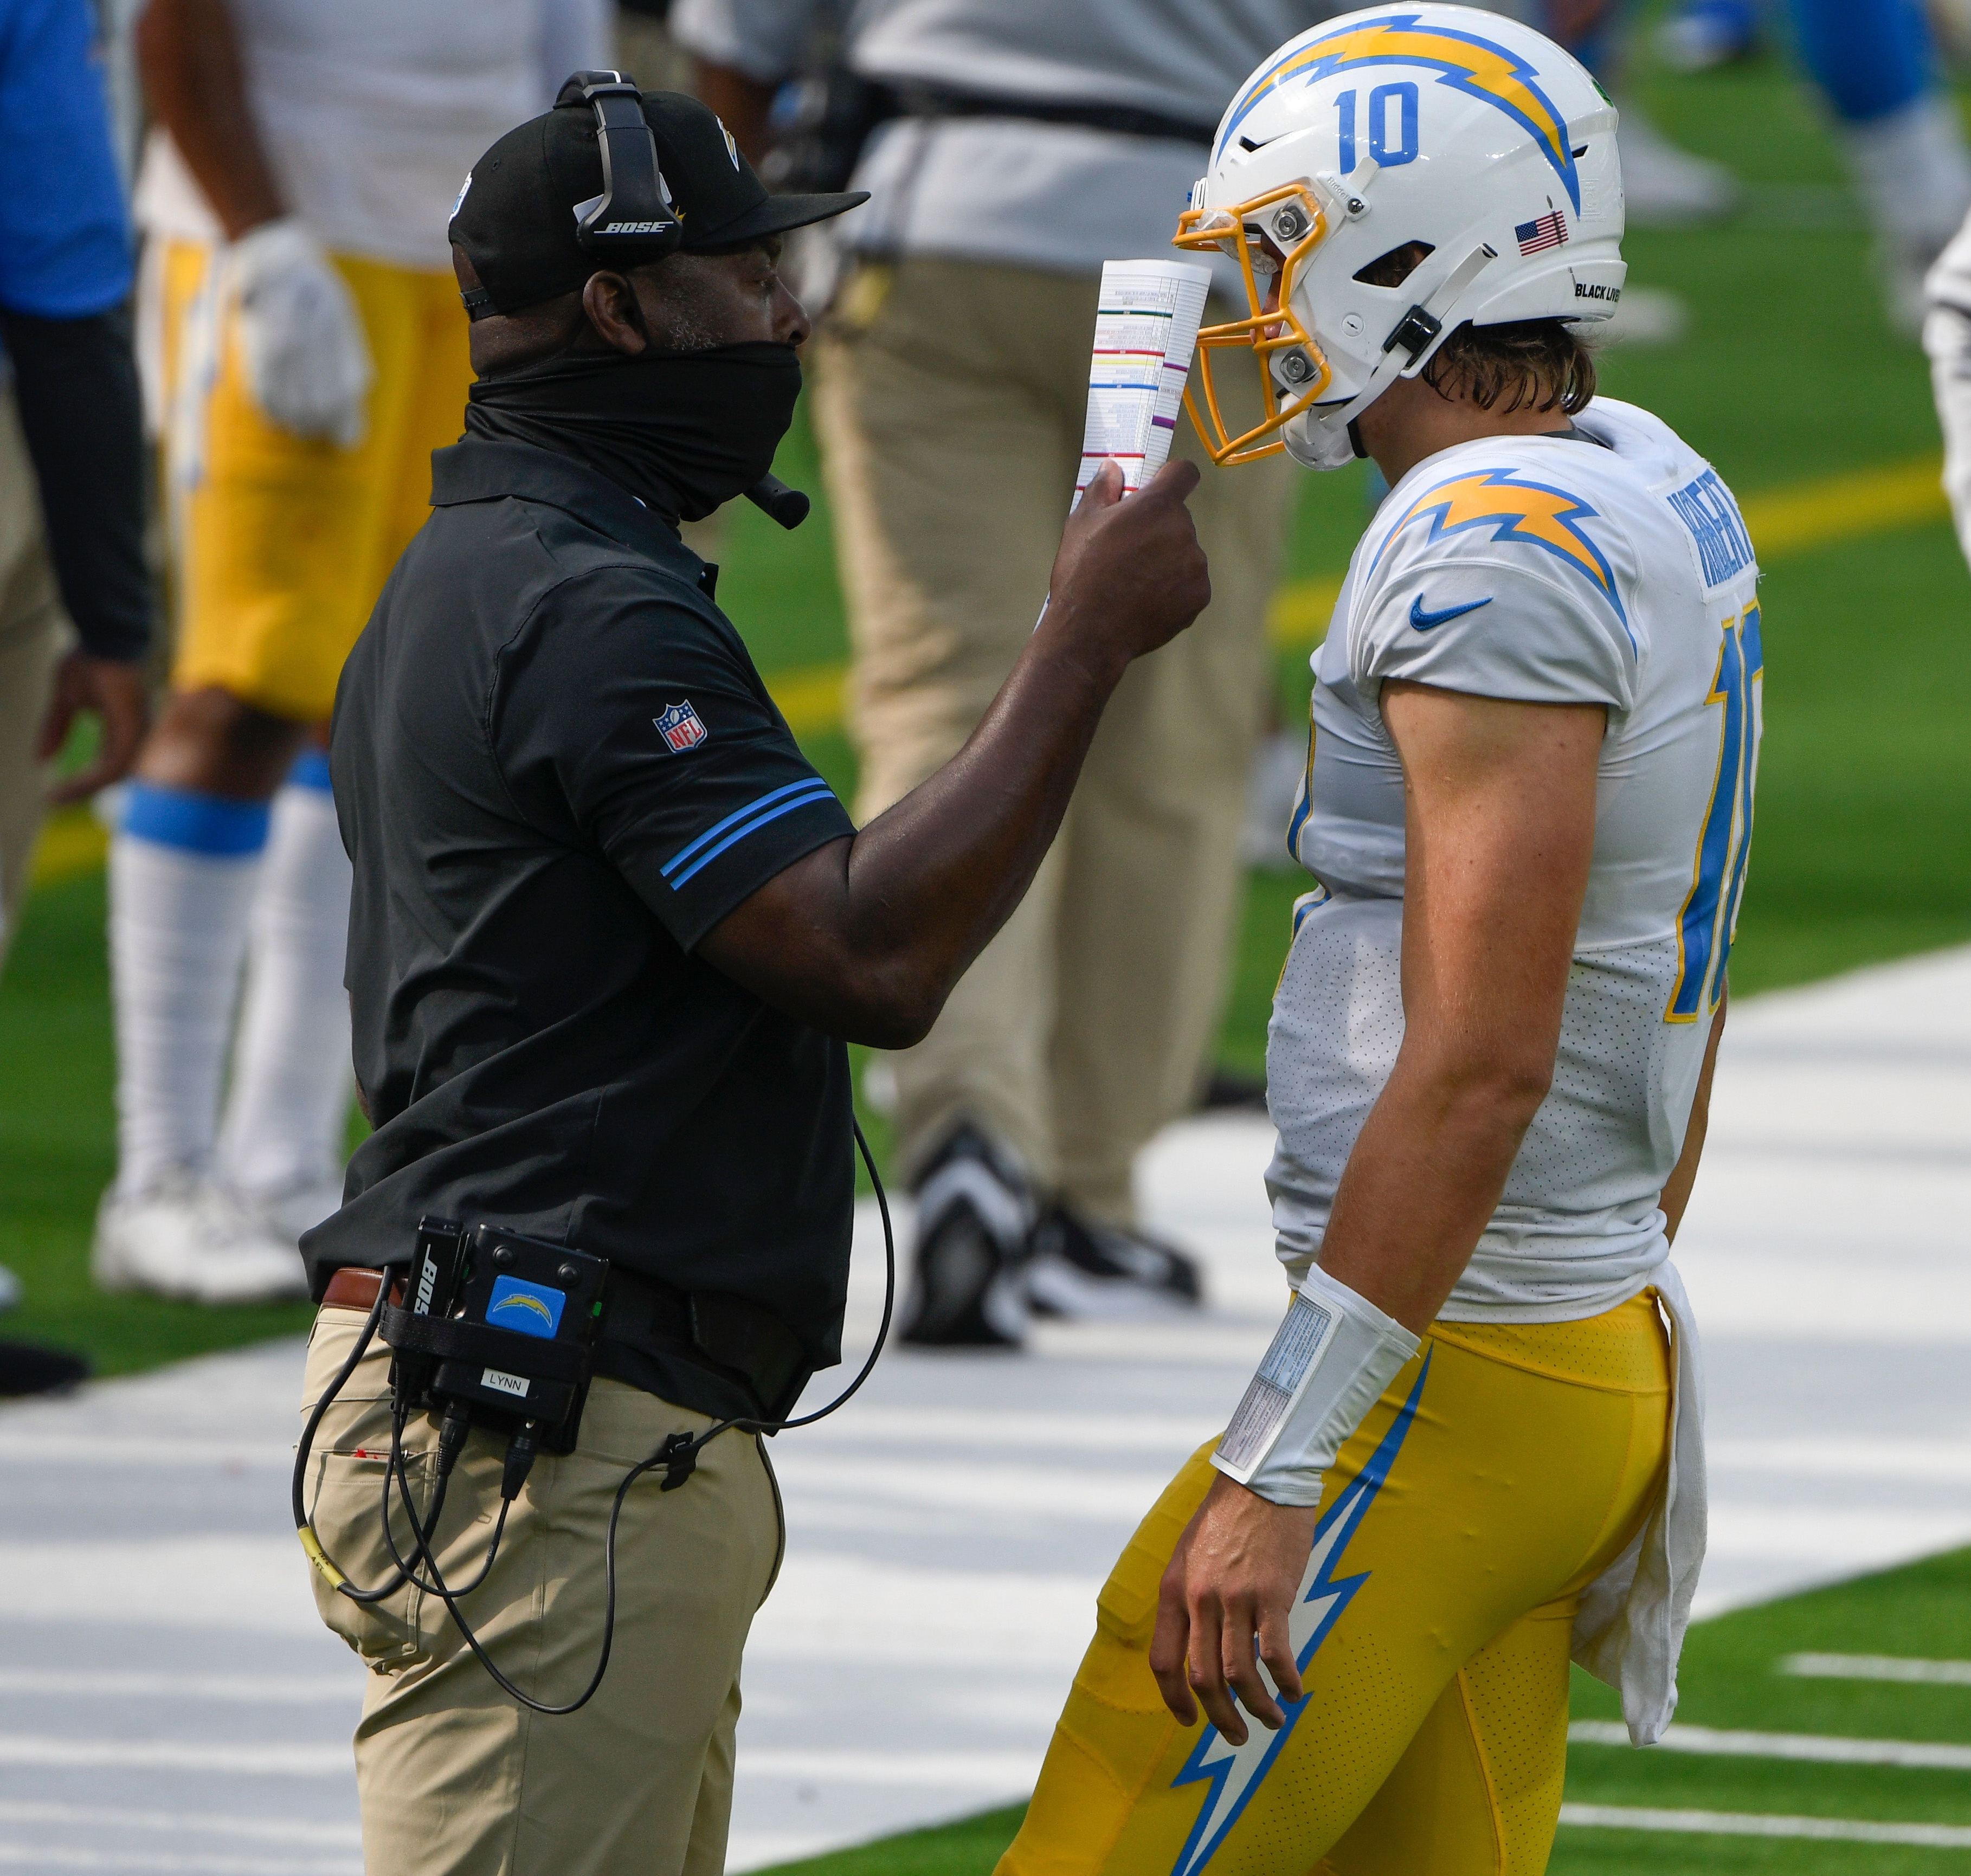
top-left (1569, 1259), bottom-right (1708, 1745)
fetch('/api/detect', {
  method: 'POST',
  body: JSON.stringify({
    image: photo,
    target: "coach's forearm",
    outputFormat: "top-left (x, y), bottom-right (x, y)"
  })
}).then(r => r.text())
top-left (1315, 1048), bottom-right (1552, 1334)
top-left (700, 459), bottom-right (1209, 1039)
top-left (715, 616), bottom-right (1125, 1048)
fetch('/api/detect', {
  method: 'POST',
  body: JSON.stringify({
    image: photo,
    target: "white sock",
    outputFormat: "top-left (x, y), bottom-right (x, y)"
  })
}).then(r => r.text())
top-left (216, 776), bottom-right (355, 1198)
top-left (1844, 95), bottom-right (1971, 250)
top-left (109, 792), bottom-right (267, 1197)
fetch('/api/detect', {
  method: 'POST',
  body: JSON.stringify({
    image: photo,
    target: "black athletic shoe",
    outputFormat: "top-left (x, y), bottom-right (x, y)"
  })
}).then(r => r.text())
top-left (0, 1341), bottom-right (90, 1398)
top-left (1026, 1205), bottom-right (1205, 1320)
top-left (898, 1126), bottom-right (1035, 1349)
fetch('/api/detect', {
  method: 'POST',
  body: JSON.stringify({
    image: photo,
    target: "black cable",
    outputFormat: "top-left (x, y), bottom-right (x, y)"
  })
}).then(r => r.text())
top-left (378, 1415), bottom-right (511, 1600)
top-left (392, 1114), bottom-right (897, 1716)
top-left (293, 1272), bottom-right (422, 1602)
top-left (297, 1116), bottom-right (896, 1712)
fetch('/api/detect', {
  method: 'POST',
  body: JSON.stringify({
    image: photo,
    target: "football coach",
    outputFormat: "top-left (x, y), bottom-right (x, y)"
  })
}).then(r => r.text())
top-left (295, 76), bottom-right (1209, 1876)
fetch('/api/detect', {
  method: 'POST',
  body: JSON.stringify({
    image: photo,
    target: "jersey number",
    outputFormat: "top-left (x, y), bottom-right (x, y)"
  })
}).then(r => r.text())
top-left (1667, 603), bottom-right (1763, 1021)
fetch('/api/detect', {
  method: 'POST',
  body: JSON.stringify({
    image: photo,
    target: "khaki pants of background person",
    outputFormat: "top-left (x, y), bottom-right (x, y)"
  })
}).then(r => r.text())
top-left (814, 258), bottom-right (1296, 1218)
top-left (0, 385), bottom-right (67, 977)
top-left (301, 1308), bottom-right (784, 1876)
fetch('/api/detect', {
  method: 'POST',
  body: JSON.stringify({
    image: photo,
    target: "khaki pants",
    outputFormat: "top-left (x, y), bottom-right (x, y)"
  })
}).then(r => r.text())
top-left (813, 257), bottom-right (1295, 1219)
top-left (0, 385), bottom-right (66, 975)
top-left (301, 1309), bottom-right (784, 1876)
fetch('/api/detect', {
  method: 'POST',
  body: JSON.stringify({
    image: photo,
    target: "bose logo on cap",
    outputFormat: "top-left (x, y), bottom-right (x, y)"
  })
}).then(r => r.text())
top-left (601, 219), bottom-right (672, 234)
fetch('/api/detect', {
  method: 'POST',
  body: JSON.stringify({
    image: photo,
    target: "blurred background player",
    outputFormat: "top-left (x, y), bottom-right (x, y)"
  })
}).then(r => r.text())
top-left (675, 0), bottom-right (1351, 1348)
top-left (1, 0), bottom-right (152, 1390)
top-left (1582, 0), bottom-right (1971, 332)
top-left (95, 0), bottom-right (608, 1305)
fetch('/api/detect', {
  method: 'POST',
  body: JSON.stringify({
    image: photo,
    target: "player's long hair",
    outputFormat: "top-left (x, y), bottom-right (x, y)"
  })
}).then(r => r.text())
top-left (1354, 241), bottom-right (1598, 416)
top-left (1423, 318), bottom-right (1599, 417)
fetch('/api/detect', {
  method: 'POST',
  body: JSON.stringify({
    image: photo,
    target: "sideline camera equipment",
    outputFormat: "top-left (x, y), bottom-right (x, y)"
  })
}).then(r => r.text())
top-left (293, 1120), bottom-right (893, 1716)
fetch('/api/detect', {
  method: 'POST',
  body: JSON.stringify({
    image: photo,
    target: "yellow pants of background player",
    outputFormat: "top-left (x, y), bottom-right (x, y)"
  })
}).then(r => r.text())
top-left (157, 240), bottom-right (472, 722)
top-left (1001, 1294), bottom-right (1672, 1876)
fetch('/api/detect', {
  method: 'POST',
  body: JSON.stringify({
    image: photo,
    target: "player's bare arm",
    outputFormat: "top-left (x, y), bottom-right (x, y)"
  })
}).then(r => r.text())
top-left (1152, 683), bottom-right (1605, 1744)
top-left (134, 0), bottom-right (283, 239)
top-left (132, 0), bottom-right (317, 797)
top-left (700, 459), bottom-right (1208, 1045)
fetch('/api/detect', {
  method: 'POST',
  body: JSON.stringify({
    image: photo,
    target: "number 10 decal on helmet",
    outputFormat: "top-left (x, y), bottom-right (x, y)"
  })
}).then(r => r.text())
top-left (1173, 4), bottom-right (1626, 472)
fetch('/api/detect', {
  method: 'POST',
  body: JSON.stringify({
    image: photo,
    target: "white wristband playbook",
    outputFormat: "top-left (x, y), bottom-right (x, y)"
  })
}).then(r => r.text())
top-left (1212, 1262), bottom-right (1421, 1507)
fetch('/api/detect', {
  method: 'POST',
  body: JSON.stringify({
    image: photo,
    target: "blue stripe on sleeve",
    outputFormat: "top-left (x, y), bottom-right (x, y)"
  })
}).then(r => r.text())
top-left (121, 781), bottom-right (271, 856)
top-left (661, 777), bottom-right (837, 881)
top-left (666, 782), bottom-right (838, 889)
top-left (288, 748), bottom-right (333, 793)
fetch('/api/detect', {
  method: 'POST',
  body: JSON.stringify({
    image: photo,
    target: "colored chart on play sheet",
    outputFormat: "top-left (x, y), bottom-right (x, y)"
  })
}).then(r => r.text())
top-left (1074, 257), bottom-right (1213, 506)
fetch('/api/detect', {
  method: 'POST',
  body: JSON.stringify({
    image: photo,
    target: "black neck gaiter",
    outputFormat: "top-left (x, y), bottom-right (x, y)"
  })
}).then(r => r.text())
top-left (465, 342), bottom-right (802, 526)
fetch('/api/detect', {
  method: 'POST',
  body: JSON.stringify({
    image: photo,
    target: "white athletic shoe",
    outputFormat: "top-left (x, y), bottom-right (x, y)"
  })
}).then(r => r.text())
top-left (1617, 107), bottom-right (1740, 228)
top-left (93, 1171), bottom-right (310, 1306)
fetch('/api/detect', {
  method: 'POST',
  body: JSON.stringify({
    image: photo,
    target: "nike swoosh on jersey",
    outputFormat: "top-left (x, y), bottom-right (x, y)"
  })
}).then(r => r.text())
top-left (1409, 594), bottom-right (1495, 631)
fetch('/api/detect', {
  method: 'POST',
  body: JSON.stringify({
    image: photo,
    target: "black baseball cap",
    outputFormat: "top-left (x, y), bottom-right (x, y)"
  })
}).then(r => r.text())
top-left (449, 79), bottom-right (868, 317)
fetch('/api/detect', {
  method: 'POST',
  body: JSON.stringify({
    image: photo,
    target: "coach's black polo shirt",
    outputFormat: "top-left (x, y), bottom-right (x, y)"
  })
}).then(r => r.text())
top-left (308, 437), bottom-right (857, 1390)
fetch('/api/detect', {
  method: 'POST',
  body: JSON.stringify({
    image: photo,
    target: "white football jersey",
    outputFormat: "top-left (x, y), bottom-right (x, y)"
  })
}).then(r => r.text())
top-left (1268, 396), bottom-right (1762, 1319)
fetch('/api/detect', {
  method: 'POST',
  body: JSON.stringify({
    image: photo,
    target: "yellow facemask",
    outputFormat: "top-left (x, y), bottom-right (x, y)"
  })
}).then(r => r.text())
top-left (1171, 182), bottom-right (1335, 466)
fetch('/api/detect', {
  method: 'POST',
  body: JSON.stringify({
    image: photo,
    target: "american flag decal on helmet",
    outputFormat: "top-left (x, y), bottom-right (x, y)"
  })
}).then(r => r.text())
top-left (654, 701), bottom-right (708, 752)
top-left (1516, 210), bottom-right (1569, 255)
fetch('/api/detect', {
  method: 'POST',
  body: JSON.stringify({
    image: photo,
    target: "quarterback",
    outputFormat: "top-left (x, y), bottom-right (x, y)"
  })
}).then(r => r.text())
top-left (1002, 9), bottom-right (1757, 1874)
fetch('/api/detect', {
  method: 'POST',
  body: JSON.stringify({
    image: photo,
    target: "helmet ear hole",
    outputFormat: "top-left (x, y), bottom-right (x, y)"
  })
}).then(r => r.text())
top-left (1354, 241), bottom-right (1436, 288)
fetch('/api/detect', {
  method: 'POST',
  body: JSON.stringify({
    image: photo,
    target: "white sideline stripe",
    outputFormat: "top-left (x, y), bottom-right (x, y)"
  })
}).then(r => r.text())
top-left (1557, 1803), bottom-right (1971, 1848)
top-left (742, 1748), bottom-right (1038, 1791)
top-left (1569, 1720), bottom-right (1971, 1769)
top-left (0, 1735), bottom-right (345, 1776)
top-left (0, 1668), bottom-right (354, 1704)
top-left (1783, 1653), bottom-right (1971, 1686)
top-left (0, 1801), bottom-right (359, 1846)
top-left (0, 1852), bottom-right (354, 1875)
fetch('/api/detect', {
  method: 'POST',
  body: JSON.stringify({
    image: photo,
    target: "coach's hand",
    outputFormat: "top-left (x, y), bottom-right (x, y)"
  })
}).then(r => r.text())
top-left (1151, 1473), bottom-right (1318, 1744)
top-left (1043, 458), bottom-right (1210, 672)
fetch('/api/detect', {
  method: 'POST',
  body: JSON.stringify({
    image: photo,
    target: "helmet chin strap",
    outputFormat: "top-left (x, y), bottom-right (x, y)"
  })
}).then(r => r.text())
top-left (1284, 241), bottom-right (1499, 473)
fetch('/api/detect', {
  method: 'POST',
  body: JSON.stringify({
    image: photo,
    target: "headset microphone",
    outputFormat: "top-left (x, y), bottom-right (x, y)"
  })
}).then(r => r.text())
top-left (559, 72), bottom-right (683, 257)
top-left (745, 473), bottom-right (810, 530)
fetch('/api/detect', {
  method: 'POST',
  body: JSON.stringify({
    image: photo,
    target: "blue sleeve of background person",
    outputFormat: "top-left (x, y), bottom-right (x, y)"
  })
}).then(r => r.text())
top-left (0, 0), bottom-right (133, 317)
top-left (1788, 0), bottom-right (1931, 124)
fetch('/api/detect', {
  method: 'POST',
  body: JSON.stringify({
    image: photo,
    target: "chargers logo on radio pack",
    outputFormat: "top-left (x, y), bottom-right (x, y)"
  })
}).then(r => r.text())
top-left (487, 1275), bottom-right (566, 1340)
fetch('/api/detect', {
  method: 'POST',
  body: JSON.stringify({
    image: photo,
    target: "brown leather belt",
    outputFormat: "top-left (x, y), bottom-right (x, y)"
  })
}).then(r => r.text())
top-left (321, 1266), bottom-right (401, 1312)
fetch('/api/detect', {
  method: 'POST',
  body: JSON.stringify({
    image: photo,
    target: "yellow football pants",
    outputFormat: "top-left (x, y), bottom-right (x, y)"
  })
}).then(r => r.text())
top-left (1000, 1293), bottom-right (1672, 1876)
top-left (157, 239), bottom-right (472, 723)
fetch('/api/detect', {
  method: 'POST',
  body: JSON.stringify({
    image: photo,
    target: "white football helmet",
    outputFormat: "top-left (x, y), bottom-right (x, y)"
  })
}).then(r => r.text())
top-left (1174, 5), bottom-right (1625, 471)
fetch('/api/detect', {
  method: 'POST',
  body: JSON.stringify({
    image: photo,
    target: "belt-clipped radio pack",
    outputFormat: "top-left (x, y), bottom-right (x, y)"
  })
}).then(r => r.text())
top-left (385, 1219), bottom-right (608, 1449)
top-left (292, 1121), bottom-right (896, 1719)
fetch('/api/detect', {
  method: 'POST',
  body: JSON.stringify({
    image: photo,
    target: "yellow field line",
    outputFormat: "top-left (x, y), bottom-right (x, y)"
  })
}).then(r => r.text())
top-left (24, 452), bottom-right (1951, 892)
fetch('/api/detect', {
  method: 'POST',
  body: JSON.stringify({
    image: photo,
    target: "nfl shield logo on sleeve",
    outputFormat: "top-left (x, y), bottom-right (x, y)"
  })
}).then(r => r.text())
top-left (654, 701), bottom-right (708, 752)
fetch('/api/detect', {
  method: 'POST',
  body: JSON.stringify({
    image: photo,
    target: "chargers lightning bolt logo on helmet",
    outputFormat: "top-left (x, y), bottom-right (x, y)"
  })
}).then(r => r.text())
top-left (1215, 14), bottom-right (1581, 212)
